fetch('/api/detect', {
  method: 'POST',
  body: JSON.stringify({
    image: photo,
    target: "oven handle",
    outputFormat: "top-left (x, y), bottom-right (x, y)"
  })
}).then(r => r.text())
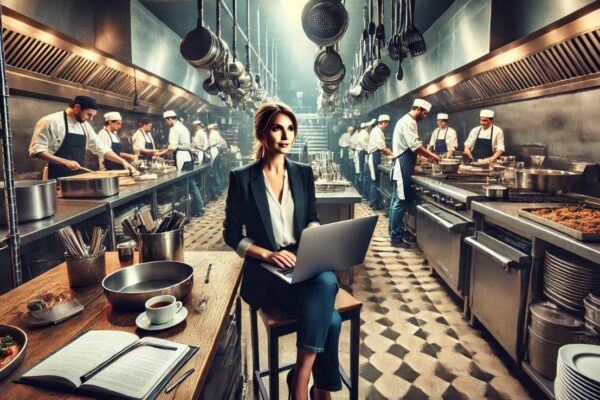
top-left (464, 236), bottom-right (519, 271)
top-left (417, 204), bottom-right (466, 232)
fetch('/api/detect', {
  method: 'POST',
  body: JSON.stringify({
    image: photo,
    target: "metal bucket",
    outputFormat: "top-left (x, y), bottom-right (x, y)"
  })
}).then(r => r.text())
top-left (527, 326), bottom-right (562, 380)
top-left (65, 247), bottom-right (106, 288)
top-left (137, 227), bottom-right (184, 262)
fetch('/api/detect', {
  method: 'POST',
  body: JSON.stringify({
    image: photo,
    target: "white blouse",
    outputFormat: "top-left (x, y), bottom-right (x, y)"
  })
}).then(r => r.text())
top-left (263, 170), bottom-right (296, 249)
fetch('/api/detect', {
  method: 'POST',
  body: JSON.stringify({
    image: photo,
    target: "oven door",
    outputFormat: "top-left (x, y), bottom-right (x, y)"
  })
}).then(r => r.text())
top-left (465, 232), bottom-right (531, 361)
top-left (416, 203), bottom-right (469, 297)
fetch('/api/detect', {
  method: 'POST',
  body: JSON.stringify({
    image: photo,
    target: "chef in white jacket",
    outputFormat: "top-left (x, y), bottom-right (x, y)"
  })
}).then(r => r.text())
top-left (338, 126), bottom-right (353, 179)
top-left (97, 112), bottom-right (136, 170)
top-left (191, 120), bottom-right (209, 165)
top-left (162, 110), bottom-right (193, 171)
top-left (464, 109), bottom-right (505, 163)
top-left (367, 114), bottom-right (392, 209)
top-left (428, 113), bottom-right (458, 158)
top-left (389, 99), bottom-right (441, 247)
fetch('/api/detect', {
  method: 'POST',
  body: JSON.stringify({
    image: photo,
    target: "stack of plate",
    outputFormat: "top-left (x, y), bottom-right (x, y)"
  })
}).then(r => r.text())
top-left (543, 248), bottom-right (600, 313)
top-left (584, 294), bottom-right (600, 331)
top-left (555, 344), bottom-right (600, 399)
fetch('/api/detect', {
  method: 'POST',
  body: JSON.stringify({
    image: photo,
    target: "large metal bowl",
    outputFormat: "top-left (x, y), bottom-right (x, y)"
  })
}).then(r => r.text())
top-left (0, 180), bottom-right (56, 224)
top-left (515, 169), bottom-right (582, 193)
top-left (59, 176), bottom-right (119, 198)
top-left (439, 160), bottom-right (461, 173)
top-left (102, 261), bottom-right (194, 311)
top-left (0, 324), bottom-right (27, 381)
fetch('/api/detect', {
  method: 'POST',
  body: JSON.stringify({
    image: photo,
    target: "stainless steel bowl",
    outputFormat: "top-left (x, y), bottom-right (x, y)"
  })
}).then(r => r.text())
top-left (438, 160), bottom-right (461, 173)
top-left (102, 261), bottom-right (194, 311)
top-left (0, 324), bottom-right (27, 381)
top-left (482, 185), bottom-right (508, 200)
top-left (0, 180), bottom-right (56, 223)
top-left (59, 176), bottom-right (119, 198)
top-left (515, 169), bottom-right (582, 193)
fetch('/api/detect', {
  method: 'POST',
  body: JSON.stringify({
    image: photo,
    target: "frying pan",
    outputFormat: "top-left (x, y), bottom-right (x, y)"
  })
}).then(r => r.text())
top-left (314, 46), bottom-right (345, 84)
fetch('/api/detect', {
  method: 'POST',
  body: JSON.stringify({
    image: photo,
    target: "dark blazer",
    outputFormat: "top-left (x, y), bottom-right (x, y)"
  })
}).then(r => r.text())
top-left (223, 158), bottom-right (319, 307)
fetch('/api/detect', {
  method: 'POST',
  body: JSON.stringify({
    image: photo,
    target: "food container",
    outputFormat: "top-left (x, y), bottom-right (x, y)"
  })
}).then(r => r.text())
top-left (0, 180), bottom-right (56, 224)
top-left (65, 247), bottom-right (106, 288)
top-left (58, 176), bottom-right (119, 198)
top-left (137, 227), bottom-right (184, 262)
top-left (438, 160), bottom-right (461, 173)
top-left (102, 260), bottom-right (194, 310)
top-left (527, 326), bottom-right (562, 380)
top-left (530, 302), bottom-right (584, 343)
top-left (515, 169), bottom-right (582, 193)
top-left (482, 185), bottom-right (508, 200)
top-left (0, 324), bottom-right (27, 381)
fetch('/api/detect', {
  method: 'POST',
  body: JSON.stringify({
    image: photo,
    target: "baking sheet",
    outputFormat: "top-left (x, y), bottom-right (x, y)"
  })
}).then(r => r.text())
top-left (519, 207), bottom-right (600, 242)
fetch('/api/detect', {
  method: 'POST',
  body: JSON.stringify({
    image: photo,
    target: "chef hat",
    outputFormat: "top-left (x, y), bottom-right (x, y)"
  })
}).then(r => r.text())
top-left (207, 123), bottom-right (218, 130)
top-left (192, 120), bottom-right (202, 125)
top-left (437, 113), bottom-right (448, 120)
top-left (378, 114), bottom-right (390, 122)
top-left (412, 98), bottom-right (432, 111)
top-left (360, 122), bottom-right (366, 128)
top-left (368, 118), bottom-right (377, 126)
top-left (163, 110), bottom-right (177, 119)
top-left (104, 111), bottom-right (122, 121)
top-left (480, 109), bottom-right (495, 118)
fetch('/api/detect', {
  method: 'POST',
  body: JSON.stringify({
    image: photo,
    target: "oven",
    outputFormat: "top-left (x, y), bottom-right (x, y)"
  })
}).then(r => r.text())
top-left (466, 228), bottom-right (532, 362)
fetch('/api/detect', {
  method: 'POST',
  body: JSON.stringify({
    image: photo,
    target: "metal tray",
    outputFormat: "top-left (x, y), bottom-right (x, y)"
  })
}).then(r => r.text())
top-left (519, 207), bottom-right (600, 242)
top-left (58, 175), bottom-right (119, 198)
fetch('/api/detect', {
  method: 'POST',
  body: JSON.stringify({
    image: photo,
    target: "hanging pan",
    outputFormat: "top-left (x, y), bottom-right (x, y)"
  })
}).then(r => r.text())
top-left (180, 0), bottom-right (224, 69)
top-left (302, 0), bottom-right (349, 47)
top-left (314, 46), bottom-right (345, 84)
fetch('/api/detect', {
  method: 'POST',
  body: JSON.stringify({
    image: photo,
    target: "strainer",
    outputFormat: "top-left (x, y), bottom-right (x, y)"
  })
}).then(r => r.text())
top-left (302, 0), bottom-right (349, 47)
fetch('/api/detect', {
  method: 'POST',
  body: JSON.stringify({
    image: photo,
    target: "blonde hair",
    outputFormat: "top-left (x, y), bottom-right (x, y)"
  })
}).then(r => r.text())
top-left (253, 102), bottom-right (298, 160)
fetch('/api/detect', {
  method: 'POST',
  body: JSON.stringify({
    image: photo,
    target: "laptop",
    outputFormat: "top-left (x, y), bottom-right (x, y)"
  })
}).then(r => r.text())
top-left (260, 215), bottom-right (378, 284)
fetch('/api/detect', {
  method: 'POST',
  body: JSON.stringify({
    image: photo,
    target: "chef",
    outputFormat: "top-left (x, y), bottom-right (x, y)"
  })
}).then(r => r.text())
top-left (361, 118), bottom-right (376, 198)
top-left (207, 123), bottom-right (227, 190)
top-left (97, 112), bottom-right (136, 170)
top-left (353, 122), bottom-right (369, 194)
top-left (390, 99), bottom-right (441, 247)
top-left (132, 116), bottom-right (158, 161)
top-left (191, 120), bottom-right (209, 165)
top-left (464, 109), bottom-right (505, 163)
top-left (367, 114), bottom-right (392, 210)
top-left (428, 113), bottom-right (458, 158)
top-left (338, 126), bottom-right (353, 179)
top-left (162, 110), bottom-right (193, 171)
top-left (29, 95), bottom-right (135, 179)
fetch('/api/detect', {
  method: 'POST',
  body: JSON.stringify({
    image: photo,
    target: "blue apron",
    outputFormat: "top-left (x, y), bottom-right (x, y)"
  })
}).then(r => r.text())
top-left (48, 112), bottom-right (86, 179)
top-left (103, 129), bottom-right (124, 170)
top-left (139, 129), bottom-right (155, 161)
top-left (433, 128), bottom-right (448, 156)
top-left (395, 149), bottom-right (417, 201)
top-left (471, 126), bottom-right (494, 160)
top-left (371, 150), bottom-right (381, 182)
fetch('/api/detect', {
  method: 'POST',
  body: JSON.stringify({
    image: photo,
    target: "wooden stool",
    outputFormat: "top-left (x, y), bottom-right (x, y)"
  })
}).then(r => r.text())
top-left (250, 289), bottom-right (362, 400)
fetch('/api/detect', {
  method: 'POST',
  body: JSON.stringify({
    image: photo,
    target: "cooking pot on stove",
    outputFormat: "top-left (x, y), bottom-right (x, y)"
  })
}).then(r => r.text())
top-left (515, 169), bottom-right (582, 193)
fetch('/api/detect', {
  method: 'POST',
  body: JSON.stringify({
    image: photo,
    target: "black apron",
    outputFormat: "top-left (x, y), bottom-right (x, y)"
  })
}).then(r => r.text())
top-left (139, 129), bottom-right (155, 161)
top-left (47, 112), bottom-right (86, 180)
top-left (471, 126), bottom-right (494, 160)
top-left (433, 128), bottom-right (448, 156)
top-left (371, 150), bottom-right (381, 182)
top-left (357, 150), bottom-right (365, 174)
top-left (102, 129), bottom-right (124, 170)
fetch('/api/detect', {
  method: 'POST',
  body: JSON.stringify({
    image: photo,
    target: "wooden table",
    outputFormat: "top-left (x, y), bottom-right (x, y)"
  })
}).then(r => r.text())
top-left (0, 251), bottom-right (244, 399)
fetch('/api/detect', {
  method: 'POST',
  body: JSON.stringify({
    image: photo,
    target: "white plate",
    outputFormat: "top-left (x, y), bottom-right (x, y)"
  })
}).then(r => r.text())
top-left (135, 306), bottom-right (188, 331)
top-left (558, 360), bottom-right (600, 397)
top-left (560, 344), bottom-right (600, 386)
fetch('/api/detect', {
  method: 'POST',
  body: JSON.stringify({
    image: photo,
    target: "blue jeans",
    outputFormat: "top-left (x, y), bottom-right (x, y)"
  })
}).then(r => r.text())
top-left (361, 162), bottom-right (370, 198)
top-left (189, 179), bottom-right (204, 214)
top-left (266, 271), bottom-right (342, 391)
top-left (389, 180), bottom-right (411, 240)
top-left (369, 179), bottom-right (380, 209)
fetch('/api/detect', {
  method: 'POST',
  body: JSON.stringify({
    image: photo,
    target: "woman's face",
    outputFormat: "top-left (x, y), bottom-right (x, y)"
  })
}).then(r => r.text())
top-left (261, 113), bottom-right (295, 155)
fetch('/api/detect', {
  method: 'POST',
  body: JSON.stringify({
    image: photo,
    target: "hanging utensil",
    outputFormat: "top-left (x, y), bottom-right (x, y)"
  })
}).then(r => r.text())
top-left (302, 0), bottom-right (349, 47)
top-left (402, 0), bottom-right (426, 56)
top-left (387, 0), bottom-right (399, 60)
top-left (180, 0), bottom-right (226, 69)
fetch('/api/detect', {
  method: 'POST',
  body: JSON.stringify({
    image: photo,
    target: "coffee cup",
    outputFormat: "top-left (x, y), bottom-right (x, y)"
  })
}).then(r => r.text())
top-left (145, 295), bottom-right (183, 325)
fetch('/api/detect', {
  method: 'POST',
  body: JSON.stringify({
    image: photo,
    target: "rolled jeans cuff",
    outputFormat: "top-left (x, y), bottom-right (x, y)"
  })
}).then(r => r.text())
top-left (296, 343), bottom-right (324, 353)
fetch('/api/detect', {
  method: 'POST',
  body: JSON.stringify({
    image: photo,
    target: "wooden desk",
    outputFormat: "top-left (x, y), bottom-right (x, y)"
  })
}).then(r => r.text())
top-left (0, 251), bottom-right (244, 399)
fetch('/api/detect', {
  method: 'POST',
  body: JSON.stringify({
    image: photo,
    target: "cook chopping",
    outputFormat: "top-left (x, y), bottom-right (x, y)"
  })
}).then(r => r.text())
top-left (428, 113), bottom-right (458, 158)
top-left (29, 96), bottom-right (136, 179)
top-left (389, 99), bottom-right (441, 248)
top-left (464, 109), bottom-right (505, 163)
top-left (97, 112), bottom-right (136, 170)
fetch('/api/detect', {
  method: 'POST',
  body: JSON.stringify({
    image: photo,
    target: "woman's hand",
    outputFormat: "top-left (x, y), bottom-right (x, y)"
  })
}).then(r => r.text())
top-left (265, 250), bottom-right (296, 269)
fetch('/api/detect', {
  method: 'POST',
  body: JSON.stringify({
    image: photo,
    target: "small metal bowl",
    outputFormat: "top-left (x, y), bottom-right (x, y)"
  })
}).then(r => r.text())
top-left (0, 324), bottom-right (27, 381)
top-left (102, 261), bottom-right (194, 311)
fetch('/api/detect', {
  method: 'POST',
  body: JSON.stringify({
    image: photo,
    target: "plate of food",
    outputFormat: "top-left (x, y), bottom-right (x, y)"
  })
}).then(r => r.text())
top-left (23, 291), bottom-right (84, 327)
top-left (0, 324), bottom-right (27, 381)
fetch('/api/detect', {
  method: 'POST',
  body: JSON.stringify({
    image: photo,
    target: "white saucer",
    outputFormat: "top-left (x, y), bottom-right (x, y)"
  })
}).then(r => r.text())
top-left (135, 307), bottom-right (188, 331)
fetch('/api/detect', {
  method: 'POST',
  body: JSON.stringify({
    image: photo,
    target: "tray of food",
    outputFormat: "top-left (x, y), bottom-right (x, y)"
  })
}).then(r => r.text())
top-left (518, 205), bottom-right (600, 241)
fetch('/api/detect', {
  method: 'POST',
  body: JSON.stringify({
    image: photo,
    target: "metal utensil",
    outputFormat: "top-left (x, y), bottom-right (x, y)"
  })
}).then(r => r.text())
top-left (165, 368), bottom-right (195, 394)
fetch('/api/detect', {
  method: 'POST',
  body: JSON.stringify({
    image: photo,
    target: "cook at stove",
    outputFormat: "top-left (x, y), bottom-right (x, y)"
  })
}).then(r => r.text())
top-left (428, 113), bottom-right (458, 158)
top-left (463, 109), bottom-right (505, 163)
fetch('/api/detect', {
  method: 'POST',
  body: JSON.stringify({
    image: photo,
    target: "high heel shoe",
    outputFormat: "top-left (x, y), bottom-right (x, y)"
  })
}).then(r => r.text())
top-left (286, 368), bottom-right (294, 400)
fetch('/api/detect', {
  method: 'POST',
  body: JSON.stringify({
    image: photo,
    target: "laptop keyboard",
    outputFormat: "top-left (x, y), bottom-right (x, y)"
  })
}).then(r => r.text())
top-left (277, 268), bottom-right (295, 278)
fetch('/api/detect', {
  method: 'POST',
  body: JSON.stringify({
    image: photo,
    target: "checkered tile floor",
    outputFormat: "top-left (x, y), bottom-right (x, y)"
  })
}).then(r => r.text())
top-left (185, 197), bottom-right (532, 399)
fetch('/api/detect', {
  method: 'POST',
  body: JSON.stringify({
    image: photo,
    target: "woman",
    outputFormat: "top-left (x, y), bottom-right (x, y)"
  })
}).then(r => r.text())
top-left (224, 103), bottom-right (341, 400)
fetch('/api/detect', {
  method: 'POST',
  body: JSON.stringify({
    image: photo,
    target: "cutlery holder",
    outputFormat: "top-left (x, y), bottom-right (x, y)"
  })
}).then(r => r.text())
top-left (65, 247), bottom-right (106, 287)
top-left (138, 228), bottom-right (184, 262)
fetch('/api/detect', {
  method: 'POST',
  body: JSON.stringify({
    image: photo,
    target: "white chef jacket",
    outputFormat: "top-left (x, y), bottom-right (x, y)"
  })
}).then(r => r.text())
top-left (464, 124), bottom-right (505, 153)
top-left (97, 128), bottom-right (121, 169)
top-left (167, 120), bottom-right (192, 170)
top-left (132, 128), bottom-right (155, 154)
top-left (355, 129), bottom-right (370, 152)
top-left (428, 127), bottom-right (458, 152)
top-left (192, 128), bottom-right (209, 164)
top-left (207, 128), bottom-right (225, 165)
top-left (367, 126), bottom-right (386, 154)
top-left (391, 114), bottom-right (422, 199)
top-left (29, 111), bottom-right (111, 158)
top-left (338, 132), bottom-right (351, 158)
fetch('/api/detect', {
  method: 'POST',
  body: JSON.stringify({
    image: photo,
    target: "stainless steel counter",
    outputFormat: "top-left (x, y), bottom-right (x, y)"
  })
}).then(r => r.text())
top-left (472, 201), bottom-right (600, 265)
top-left (315, 187), bottom-right (362, 204)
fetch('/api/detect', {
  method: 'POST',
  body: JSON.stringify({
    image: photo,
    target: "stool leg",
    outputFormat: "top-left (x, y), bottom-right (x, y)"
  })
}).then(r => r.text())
top-left (350, 309), bottom-right (360, 400)
top-left (250, 308), bottom-right (260, 399)
top-left (268, 331), bottom-right (279, 400)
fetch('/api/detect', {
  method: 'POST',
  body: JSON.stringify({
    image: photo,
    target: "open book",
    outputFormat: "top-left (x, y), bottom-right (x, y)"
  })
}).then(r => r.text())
top-left (17, 330), bottom-right (197, 400)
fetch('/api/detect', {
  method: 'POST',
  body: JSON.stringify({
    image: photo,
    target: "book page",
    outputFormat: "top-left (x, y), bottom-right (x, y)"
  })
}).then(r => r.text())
top-left (83, 336), bottom-right (189, 399)
top-left (21, 330), bottom-right (138, 387)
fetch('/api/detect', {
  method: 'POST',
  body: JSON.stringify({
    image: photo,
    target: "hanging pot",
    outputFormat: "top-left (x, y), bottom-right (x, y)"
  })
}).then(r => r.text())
top-left (302, 0), bottom-right (349, 47)
top-left (314, 47), bottom-right (345, 83)
top-left (203, 72), bottom-right (220, 95)
top-left (180, 0), bottom-right (224, 69)
top-left (228, 59), bottom-right (245, 79)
